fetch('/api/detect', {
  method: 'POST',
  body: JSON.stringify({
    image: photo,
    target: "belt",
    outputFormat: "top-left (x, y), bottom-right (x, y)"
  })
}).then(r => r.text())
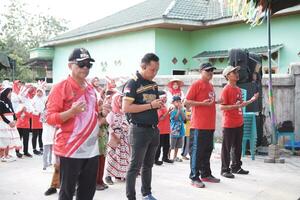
top-left (132, 123), bottom-right (157, 129)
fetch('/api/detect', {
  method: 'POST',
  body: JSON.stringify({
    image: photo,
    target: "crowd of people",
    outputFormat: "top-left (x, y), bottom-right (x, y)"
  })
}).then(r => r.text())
top-left (0, 47), bottom-right (259, 200)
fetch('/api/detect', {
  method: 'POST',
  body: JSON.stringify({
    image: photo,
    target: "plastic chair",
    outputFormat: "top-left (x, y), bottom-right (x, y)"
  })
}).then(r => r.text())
top-left (241, 88), bottom-right (247, 113)
top-left (276, 131), bottom-right (295, 153)
top-left (242, 112), bottom-right (257, 160)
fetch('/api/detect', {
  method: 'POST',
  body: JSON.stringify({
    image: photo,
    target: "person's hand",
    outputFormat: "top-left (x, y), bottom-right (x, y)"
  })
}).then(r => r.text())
top-left (9, 121), bottom-right (16, 128)
top-left (151, 99), bottom-right (163, 109)
top-left (70, 101), bottom-right (87, 115)
top-left (216, 98), bottom-right (224, 104)
top-left (101, 103), bottom-right (111, 117)
top-left (249, 93), bottom-right (259, 103)
top-left (168, 106), bottom-right (174, 113)
top-left (202, 99), bottom-right (214, 106)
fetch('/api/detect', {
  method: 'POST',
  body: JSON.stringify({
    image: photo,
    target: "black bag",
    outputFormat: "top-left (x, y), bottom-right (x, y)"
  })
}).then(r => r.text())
top-left (277, 120), bottom-right (294, 132)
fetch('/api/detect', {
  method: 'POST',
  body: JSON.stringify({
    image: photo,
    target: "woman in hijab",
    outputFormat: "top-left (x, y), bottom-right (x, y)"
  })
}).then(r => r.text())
top-left (104, 92), bottom-right (130, 185)
top-left (0, 86), bottom-right (22, 162)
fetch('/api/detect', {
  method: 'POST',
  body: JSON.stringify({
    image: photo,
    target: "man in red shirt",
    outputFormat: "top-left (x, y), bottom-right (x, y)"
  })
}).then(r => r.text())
top-left (220, 66), bottom-right (258, 179)
top-left (46, 48), bottom-right (99, 200)
top-left (185, 63), bottom-right (220, 188)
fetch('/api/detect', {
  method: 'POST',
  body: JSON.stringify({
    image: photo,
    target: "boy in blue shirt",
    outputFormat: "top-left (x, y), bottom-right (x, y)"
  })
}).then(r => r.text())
top-left (170, 96), bottom-right (186, 162)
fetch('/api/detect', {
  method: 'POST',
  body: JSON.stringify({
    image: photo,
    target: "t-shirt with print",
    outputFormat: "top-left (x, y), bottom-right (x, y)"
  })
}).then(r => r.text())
top-left (185, 79), bottom-right (216, 130)
top-left (157, 106), bottom-right (171, 134)
top-left (170, 108), bottom-right (186, 138)
top-left (221, 84), bottom-right (244, 128)
top-left (123, 72), bottom-right (159, 125)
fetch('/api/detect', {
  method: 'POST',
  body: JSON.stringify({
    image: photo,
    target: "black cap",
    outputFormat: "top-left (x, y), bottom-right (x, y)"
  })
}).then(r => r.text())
top-left (68, 48), bottom-right (95, 62)
top-left (200, 62), bottom-right (216, 71)
top-left (172, 95), bottom-right (181, 102)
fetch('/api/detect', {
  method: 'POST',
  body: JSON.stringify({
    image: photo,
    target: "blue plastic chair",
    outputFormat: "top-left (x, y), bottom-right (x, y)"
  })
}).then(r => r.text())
top-left (242, 112), bottom-right (257, 160)
top-left (276, 131), bottom-right (295, 153)
top-left (241, 89), bottom-right (257, 160)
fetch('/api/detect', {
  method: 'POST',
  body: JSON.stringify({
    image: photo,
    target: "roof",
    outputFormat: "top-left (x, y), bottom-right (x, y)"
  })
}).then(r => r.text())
top-left (43, 0), bottom-right (231, 46)
top-left (192, 44), bottom-right (284, 59)
top-left (43, 0), bottom-right (300, 46)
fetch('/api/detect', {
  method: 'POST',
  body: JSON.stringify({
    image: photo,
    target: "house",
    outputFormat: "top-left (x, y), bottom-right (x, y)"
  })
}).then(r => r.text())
top-left (31, 0), bottom-right (300, 83)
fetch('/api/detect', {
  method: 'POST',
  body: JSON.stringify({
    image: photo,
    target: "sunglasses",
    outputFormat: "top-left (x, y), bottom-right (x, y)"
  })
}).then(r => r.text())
top-left (71, 60), bottom-right (93, 69)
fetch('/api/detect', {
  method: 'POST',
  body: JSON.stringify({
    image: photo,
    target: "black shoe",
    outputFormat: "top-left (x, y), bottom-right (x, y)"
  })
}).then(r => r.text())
top-left (44, 187), bottom-right (57, 196)
top-left (105, 176), bottom-right (114, 185)
top-left (162, 158), bottom-right (174, 163)
top-left (16, 152), bottom-right (23, 158)
top-left (232, 168), bottom-right (249, 175)
top-left (24, 153), bottom-right (33, 157)
top-left (33, 150), bottom-right (42, 155)
top-left (155, 160), bottom-right (163, 165)
top-left (221, 172), bottom-right (235, 178)
top-left (202, 175), bottom-right (221, 183)
top-left (96, 184), bottom-right (108, 190)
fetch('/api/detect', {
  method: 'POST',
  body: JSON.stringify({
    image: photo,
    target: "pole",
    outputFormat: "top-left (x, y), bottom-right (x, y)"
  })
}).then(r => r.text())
top-left (267, 7), bottom-right (277, 145)
top-left (264, 3), bottom-right (284, 163)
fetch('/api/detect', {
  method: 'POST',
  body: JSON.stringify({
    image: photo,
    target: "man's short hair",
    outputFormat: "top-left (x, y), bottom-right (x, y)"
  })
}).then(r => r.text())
top-left (141, 53), bottom-right (159, 65)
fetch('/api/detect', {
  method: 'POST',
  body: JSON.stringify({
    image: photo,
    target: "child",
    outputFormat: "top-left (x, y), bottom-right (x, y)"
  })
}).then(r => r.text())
top-left (41, 106), bottom-right (56, 170)
top-left (181, 105), bottom-right (191, 160)
top-left (96, 90), bottom-right (111, 191)
top-left (16, 104), bottom-right (32, 157)
top-left (105, 92), bottom-right (130, 184)
top-left (155, 91), bottom-right (173, 165)
top-left (166, 79), bottom-right (185, 107)
top-left (220, 66), bottom-right (259, 178)
top-left (31, 87), bottom-right (46, 155)
top-left (170, 96), bottom-right (186, 162)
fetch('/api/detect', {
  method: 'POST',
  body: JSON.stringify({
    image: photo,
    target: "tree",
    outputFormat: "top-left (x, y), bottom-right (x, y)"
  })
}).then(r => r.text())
top-left (0, 0), bottom-right (69, 82)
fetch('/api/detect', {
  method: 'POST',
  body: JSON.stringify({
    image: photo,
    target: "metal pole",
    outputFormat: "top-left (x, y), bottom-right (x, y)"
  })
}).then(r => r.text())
top-left (267, 7), bottom-right (277, 145)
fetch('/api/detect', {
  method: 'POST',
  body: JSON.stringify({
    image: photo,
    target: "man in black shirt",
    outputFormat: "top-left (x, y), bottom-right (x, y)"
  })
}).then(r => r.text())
top-left (123, 53), bottom-right (163, 200)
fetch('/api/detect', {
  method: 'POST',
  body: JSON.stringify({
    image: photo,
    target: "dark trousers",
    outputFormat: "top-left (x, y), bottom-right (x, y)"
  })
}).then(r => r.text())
top-left (189, 129), bottom-right (214, 180)
top-left (155, 134), bottom-right (170, 161)
top-left (59, 156), bottom-right (99, 200)
top-left (126, 125), bottom-right (160, 200)
top-left (96, 155), bottom-right (106, 185)
top-left (17, 128), bottom-right (30, 154)
top-left (32, 129), bottom-right (43, 150)
top-left (181, 136), bottom-right (190, 157)
top-left (221, 126), bottom-right (243, 173)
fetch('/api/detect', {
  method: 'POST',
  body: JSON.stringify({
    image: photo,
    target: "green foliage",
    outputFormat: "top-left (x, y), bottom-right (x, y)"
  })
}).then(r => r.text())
top-left (0, 0), bottom-right (69, 82)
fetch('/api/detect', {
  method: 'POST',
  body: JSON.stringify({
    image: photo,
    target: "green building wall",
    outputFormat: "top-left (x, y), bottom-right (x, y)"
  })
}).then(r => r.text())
top-left (52, 29), bottom-right (156, 82)
top-left (50, 13), bottom-right (300, 83)
top-left (155, 29), bottom-right (191, 74)
top-left (190, 13), bottom-right (300, 73)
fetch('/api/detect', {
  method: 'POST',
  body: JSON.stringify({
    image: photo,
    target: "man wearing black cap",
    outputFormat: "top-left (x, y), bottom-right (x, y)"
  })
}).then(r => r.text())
top-left (123, 53), bottom-right (163, 200)
top-left (185, 62), bottom-right (220, 188)
top-left (46, 48), bottom-right (99, 200)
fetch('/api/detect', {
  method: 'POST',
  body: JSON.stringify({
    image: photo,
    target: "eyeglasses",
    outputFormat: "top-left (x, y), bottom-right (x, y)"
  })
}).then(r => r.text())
top-left (70, 60), bottom-right (93, 69)
top-left (205, 68), bottom-right (214, 72)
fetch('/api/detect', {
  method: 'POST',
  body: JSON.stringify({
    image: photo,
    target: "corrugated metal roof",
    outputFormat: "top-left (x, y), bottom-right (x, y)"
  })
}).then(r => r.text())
top-left (46, 0), bottom-right (230, 44)
top-left (192, 44), bottom-right (284, 59)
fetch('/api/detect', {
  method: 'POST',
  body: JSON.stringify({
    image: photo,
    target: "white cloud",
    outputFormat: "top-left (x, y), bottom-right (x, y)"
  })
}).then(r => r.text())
top-left (1, 0), bottom-right (145, 29)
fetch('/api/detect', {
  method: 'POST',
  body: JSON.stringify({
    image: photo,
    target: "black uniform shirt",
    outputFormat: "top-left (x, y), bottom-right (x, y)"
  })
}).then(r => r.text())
top-left (123, 72), bottom-right (159, 125)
